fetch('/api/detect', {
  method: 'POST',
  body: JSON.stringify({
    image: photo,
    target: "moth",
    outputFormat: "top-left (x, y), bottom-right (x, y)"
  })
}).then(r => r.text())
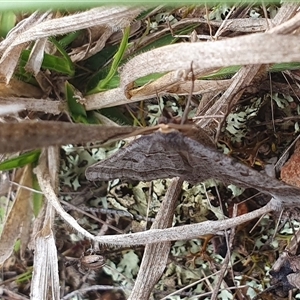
top-left (85, 123), bottom-right (300, 208)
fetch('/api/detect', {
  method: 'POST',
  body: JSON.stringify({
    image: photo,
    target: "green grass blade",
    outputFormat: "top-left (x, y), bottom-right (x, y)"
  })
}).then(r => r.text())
top-left (20, 49), bottom-right (74, 76)
top-left (58, 31), bottom-right (82, 48)
top-left (32, 174), bottom-right (43, 217)
top-left (65, 82), bottom-right (88, 123)
top-left (88, 26), bottom-right (130, 94)
top-left (0, 11), bottom-right (16, 38)
top-left (0, 150), bottom-right (41, 171)
top-left (49, 37), bottom-right (75, 75)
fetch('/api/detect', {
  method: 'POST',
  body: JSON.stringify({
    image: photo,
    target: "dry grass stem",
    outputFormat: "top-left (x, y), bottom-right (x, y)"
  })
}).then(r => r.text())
top-left (129, 178), bottom-right (183, 299)
top-left (0, 165), bottom-right (33, 264)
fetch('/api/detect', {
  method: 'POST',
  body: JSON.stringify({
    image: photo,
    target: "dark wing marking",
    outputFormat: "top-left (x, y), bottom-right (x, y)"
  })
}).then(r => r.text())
top-left (86, 132), bottom-right (195, 182)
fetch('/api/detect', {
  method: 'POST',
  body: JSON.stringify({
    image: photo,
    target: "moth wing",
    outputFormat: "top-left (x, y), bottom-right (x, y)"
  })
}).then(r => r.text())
top-left (183, 135), bottom-right (300, 203)
top-left (86, 132), bottom-right (193, 181)
top-left (86, 128), bottom-right (300, 206)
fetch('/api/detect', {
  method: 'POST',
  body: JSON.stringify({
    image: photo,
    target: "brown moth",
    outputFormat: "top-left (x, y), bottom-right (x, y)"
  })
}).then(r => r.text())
top-left (1, 120), bottom-right (299, 207)
top-left (86, 123), bottom-right (214, 183)
top-left (86, 124), bottom-right (300, 208)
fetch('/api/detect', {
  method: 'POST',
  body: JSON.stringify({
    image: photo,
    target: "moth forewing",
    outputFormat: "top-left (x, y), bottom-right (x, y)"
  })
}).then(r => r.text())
top-left (85, 128), bottom-right (215, 183)
top-left (85, 126), bottom-right (300, 208)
